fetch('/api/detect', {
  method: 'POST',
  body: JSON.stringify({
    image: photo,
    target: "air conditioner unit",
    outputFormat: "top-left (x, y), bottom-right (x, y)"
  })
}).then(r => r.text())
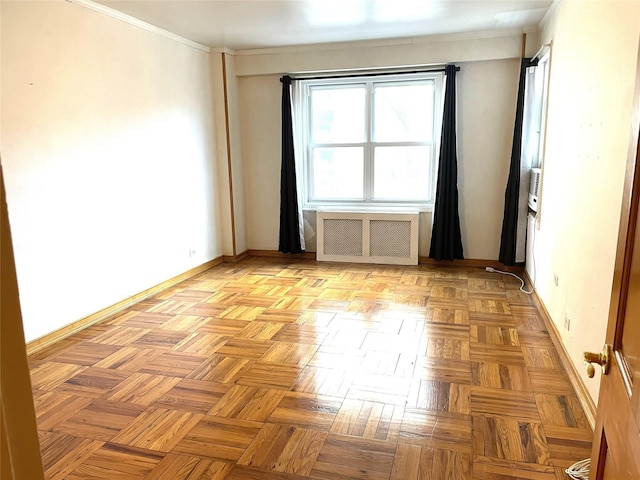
top-left (528, 168), bottom-right (542, 212)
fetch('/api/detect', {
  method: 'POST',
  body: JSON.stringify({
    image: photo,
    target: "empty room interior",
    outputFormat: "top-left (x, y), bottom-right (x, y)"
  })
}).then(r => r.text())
top-left (2, 0), bottom-right (640, 479)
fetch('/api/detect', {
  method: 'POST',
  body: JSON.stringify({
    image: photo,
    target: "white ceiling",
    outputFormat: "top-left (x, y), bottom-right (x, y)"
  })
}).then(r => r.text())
top-left (95, 0), bottom-right (553, 50)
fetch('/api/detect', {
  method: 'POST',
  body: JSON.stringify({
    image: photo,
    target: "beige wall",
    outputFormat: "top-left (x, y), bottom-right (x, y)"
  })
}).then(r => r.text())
top-left (236, 37), bottom-right (521, 257)
top-left (211, 52), bottom-right (248, 257)
top-left (225, 54), bottom-right (248, 254)
top-left (211, 53), bottom-right (235, 256)
top-left (235, 32), bottom-right (528, 76)
top-left (238, 73), bottom-right (284, 251)
top-left (1, 1), bottom-right (222, 341)
top-left (532, 0), bottom-right (640, 403)
top-left (457, 59), bottom-right (521, 259)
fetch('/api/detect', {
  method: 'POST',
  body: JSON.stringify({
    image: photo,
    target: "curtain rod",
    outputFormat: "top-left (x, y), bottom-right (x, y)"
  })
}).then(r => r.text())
top-left (281, 65), bottom-right (460, 82)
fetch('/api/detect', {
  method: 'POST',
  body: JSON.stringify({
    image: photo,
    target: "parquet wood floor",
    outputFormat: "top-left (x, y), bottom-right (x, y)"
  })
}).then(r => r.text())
top-left (28, 258), bottom-right (592, 479)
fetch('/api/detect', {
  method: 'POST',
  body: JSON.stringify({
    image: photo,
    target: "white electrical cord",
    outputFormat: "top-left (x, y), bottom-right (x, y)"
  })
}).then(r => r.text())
top-left (485, 266), bottom-right (533, 294)
top-left (565, 458), bottom-right (590, 480)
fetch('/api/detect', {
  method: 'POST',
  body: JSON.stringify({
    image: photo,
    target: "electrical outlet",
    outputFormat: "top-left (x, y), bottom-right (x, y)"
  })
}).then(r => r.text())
top-left (564, 315), bottom-right (571, 331)
top-left (189, 249), bottom-right (196, 258)
top-left (554, 274), bottom-right (559, 287)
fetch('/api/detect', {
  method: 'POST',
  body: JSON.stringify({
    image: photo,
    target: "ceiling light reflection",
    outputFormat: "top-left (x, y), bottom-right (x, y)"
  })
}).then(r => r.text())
top-left (305, 0), bottom-right (368, 27)
top-left (372, 0), bottom-right (440, 23)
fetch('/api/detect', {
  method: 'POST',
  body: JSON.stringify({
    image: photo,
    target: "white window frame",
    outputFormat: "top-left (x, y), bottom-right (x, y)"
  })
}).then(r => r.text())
top-left (533, 49), bottom-right (551, 170)
top-left (296, 72), bottom-right (444, 211)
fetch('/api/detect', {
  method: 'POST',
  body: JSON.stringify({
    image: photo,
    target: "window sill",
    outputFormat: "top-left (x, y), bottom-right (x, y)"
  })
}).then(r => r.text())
top-left (302, 204), bottom-right (433, 214)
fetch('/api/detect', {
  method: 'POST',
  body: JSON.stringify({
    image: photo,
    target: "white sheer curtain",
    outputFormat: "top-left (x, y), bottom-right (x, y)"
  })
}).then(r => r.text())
top-left (516, 65), bottom-right (540, 262)
top-left (290, 80), bottom-right (306, 251)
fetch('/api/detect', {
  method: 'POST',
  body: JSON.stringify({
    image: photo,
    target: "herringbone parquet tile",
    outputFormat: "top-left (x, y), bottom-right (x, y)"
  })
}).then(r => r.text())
top-left (29, 257), bottom-right (592, 479)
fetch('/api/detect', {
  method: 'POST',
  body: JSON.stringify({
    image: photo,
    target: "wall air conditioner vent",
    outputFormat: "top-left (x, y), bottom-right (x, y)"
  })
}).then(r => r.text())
top-left (316, 211), bottom-right (418, 265)
top-left (528, 167), bottom-right (542, 212)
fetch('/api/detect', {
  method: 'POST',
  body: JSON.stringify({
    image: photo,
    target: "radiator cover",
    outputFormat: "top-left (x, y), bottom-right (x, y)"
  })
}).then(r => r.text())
top-left (316, 211), bottom-right (419, 265)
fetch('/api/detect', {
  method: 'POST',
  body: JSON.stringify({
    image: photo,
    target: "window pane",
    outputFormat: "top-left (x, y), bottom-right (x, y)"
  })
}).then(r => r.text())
top-left (312, 147), bottom-right (364, 199)
top-left (373, 146), bottom-right (430, 200)
top-left (311, 86), bottom-right (365, 143)
top-left (373, 82), bottom-right (433, 142)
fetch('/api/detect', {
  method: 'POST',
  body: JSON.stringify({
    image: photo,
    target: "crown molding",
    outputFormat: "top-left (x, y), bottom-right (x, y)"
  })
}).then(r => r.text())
top-left (234, 28), bottom-right (526, 57)
top-left (66, 0), bottom-right (211, 53)
top-left (538, 0), bottom-right (562, 30)
top-left (210, 47), bottom-right (236, 55)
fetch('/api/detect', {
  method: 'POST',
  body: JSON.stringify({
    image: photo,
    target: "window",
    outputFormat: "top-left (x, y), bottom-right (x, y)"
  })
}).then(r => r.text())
top-left (530, 50), bottom-right (550, 169)
top-left (297, 72), bottom-right (444, 210)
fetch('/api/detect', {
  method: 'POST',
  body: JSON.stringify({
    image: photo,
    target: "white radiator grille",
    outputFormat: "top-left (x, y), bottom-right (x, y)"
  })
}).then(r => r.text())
top-left (370, 220), bottom-right (412, 258)
top-left (316, 211), bottom-right (418, 265)
top-left (323, 219), bottom-right (363, 256)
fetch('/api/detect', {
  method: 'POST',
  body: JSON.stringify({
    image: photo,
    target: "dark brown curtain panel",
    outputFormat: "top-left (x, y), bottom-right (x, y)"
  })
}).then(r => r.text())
top-left (429, 64), bottom-right (463, 261)
top-left (278, 75), bottom-right (305, 254)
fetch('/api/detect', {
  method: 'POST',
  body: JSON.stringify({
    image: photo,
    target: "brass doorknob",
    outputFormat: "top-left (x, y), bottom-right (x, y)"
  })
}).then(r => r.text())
top-left (583, 344), bottom-right (611, 378)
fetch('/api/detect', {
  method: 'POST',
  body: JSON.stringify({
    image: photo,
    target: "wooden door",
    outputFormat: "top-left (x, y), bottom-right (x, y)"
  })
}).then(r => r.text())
top-left (588, 42), bottom-right (640, 480)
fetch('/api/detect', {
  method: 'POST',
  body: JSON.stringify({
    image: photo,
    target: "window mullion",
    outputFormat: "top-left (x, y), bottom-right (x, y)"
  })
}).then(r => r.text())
top-left (364, 82), bottom-right (374, 202)
top-left (306, 85), bottom-right (317, 203)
